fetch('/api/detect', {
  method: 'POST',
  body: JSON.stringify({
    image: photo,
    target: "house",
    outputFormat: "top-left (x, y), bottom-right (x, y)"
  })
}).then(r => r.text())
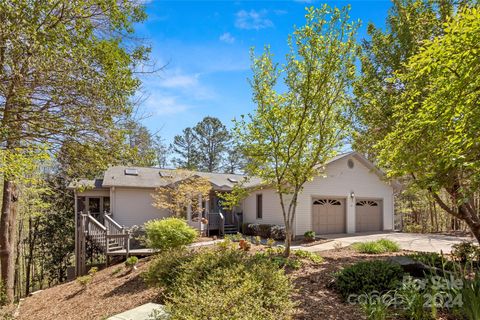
top-left (69, 151), bottom-right (398, 275)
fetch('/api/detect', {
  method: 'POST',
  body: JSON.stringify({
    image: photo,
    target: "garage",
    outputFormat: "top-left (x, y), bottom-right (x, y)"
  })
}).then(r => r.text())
top-left (312, 198), bottom-right (346, 234)
top-left (355, 199), bottom-right (383, 232)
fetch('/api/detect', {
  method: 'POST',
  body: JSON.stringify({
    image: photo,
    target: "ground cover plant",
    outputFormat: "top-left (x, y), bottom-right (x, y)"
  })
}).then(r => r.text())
top-left (352, 239), bottom-right (400, 254)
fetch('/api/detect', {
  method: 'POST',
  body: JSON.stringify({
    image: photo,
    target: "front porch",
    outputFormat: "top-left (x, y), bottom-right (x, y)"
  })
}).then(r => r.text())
top-left (74, 190), bottom-right (243, 276)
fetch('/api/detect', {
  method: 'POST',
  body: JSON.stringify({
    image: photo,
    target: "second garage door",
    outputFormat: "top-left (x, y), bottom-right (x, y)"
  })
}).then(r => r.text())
top-left (355, 199), bottom-right (383, 232)
top-left (312, 198), bottom-right (346, 234)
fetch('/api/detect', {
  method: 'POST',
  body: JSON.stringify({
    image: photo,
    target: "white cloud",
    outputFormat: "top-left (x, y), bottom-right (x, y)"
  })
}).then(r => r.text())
top-left (159, 73), bottom-right (199, 89)
top-left (235, 9), bottom-right (273, 30)
top-left (219, 32), bottom-right (235, 44)
top-left (145, 94), bottom-right (190, 116)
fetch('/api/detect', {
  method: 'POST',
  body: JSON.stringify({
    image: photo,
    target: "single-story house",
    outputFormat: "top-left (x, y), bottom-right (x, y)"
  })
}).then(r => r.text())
top-left (70, 151), bottom-right (398, 274)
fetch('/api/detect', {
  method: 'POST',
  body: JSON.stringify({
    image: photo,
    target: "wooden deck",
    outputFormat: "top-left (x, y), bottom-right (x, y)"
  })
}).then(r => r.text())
top-left (107, 248), bottom-right (156, 256)
top-left (106, 240), bottom-right (224, 256)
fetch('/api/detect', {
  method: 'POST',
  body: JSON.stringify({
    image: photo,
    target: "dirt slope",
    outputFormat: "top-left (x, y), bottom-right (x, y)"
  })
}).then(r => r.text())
top-left (12, 259), bottom-right (159, 320)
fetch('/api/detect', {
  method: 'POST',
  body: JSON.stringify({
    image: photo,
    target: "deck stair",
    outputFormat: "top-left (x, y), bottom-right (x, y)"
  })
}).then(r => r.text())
top-left (224, 224), bottom-right (238, 234)
top-left (77, 212), bottom-right (132, 275)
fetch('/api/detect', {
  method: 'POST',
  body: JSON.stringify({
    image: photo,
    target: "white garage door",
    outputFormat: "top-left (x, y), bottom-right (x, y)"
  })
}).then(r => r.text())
top-left (355, 199), bottom-right (383, 232)
top-left (312, 198), bottom-right (346, 234)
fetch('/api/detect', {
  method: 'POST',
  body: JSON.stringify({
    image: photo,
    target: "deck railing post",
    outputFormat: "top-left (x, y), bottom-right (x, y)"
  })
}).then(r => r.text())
top-left (126, 231), bottom-right (130, 258)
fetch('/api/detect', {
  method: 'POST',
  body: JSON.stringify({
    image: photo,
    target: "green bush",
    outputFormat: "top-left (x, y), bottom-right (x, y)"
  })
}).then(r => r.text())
top-left (145, 242), bottom-right (294, 320)
top-left (335, 260), bottom-right (404, 299)
top-left (304, 230), bottom-right (316, 241)
top-left (451, 241), bottom-right (480, 264)
top-left (143, 248), bottom-right (194, 288)
top-left (293, 249), bottom-right (323, 264)
top-left (352, 239), bottom-right (400, 254)
top-left (125, 256), bottom-right (139, 269)
top-left (144, 217), bottom-right (197, 250)
top-left (76, 275), bottom-right (92, 287)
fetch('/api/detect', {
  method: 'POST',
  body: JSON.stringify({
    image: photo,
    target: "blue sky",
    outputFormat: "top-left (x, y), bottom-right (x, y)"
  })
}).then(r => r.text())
top-left (135, 0), bottom-right (392, 144)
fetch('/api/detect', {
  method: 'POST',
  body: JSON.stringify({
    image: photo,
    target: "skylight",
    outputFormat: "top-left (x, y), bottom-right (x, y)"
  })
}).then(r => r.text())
top-left (124, 168), bottom-right (138, 176)
top-left (228, 178), bottom-right (238, 183)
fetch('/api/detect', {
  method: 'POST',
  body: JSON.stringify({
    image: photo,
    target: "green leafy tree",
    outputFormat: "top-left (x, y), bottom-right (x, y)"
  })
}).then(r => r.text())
top-left (376, 7), bottom-right (480, 242)
top-left (171, 127), bottom-right (200, 170)
top-left (125, 120), bottom-right (157, 167)
top-left (353, 0), bottom-right (471, 157)
top-left (235, 5), bottom-right (358, 256)
top-left (193, 116), bottom-right (230, 172)
top-left (0, 0), bottom-right (148, 299)
top-left (153, 134), bottom-right (170, 168)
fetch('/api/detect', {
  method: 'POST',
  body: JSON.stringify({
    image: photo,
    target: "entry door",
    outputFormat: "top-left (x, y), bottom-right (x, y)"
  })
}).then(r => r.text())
top-left (312, 198), bottom-right (346, 234)
top-left (355, 200), bottom-right (383, 232)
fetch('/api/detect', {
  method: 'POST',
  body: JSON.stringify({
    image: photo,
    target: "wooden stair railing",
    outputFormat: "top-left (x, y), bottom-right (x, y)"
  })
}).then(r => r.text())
top-left (85, 212), bottom-right (107, 251)
top-left (104, 213), bottom-right (130, 255)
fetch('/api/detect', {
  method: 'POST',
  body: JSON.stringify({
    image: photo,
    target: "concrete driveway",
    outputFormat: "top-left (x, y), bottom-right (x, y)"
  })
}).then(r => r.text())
top-left (300, 232), bottom-right (473, 254)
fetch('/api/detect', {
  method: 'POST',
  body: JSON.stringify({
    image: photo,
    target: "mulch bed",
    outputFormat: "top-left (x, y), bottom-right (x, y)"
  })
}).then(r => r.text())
top-left (3, 246), bottom-right (459, 320)
top-left (290, 247), bottom-right (406, 320)
top-left (297, 238), bottom-right (333, 247)
top-left (10, 258), bottom-right (160, 320)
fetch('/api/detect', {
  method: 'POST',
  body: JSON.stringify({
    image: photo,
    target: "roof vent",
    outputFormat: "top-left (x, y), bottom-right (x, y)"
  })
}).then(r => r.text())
top-left (124, 168), bottom-right (139, 176)
top-left (228, 178), bottom-right (238, 183)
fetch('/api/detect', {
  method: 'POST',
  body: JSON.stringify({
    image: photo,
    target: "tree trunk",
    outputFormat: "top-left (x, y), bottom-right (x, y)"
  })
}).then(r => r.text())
top-left (0, 179), bottom-right (18, 301)
top-left (430, 190), bottom-right (480, 244)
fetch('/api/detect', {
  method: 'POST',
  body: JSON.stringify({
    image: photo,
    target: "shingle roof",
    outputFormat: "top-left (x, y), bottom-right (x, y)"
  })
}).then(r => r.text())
top-left (67, 178), bottom-right (105, 190)
top-left (68, 151), bottom-right (400, 191)
top-left (100, 166), bottom-right (262, 190)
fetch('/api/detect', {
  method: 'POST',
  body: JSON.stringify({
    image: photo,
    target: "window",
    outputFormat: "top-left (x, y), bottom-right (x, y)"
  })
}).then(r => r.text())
top-left (88, 198), bottom-right (100, 214)
top-left (256, 194), bottom-right (263, 219)
top-left (103, 197), bottom-right (110, 213)
top-left (347, 159), bottom-right (354, 169)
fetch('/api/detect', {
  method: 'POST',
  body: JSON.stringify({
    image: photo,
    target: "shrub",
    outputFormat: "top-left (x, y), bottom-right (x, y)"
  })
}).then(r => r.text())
top-left (335, 260), bottom-right (404, 299)
top-left (242, 223), bottom-right (286, 240)
top-left (304, 231), bottom-right (316, 241)
top-left (125, 256), bottom-right (139, 269)
top-left (146, 243), bottom-right (294, 320)
top-left (258, 224), bottom-right (272, 238)
top-left (144, 217), bottom-right (197, 250)
top-left (76, 275), bottom-right (92, 288)
top-left (293, 250), bottom-right (324, 264)
top-left (266, 238), bottom-right (276, 248)
top-left (271, 225), bottom-right (286, 240)
top-left (239, 239), bottom-right (251, 251)
top-left (451, 241), bottom-right (480, 264)
top-left (143, 248), bottom-right (194, 288)
top-left (88, 267), bottom-right (98, 275)
top-left (162, 263), bottom-right (294, 320)
top-left (111, 266), bottom-right (123, 276)
top-left (352, 239), bottom-right (400, 254)
top-left (253, 235), bottom-right (261, 245)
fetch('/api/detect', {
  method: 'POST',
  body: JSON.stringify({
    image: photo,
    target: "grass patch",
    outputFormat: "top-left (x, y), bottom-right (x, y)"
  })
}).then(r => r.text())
top-left (352, 239), bottom-right (400, 254)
